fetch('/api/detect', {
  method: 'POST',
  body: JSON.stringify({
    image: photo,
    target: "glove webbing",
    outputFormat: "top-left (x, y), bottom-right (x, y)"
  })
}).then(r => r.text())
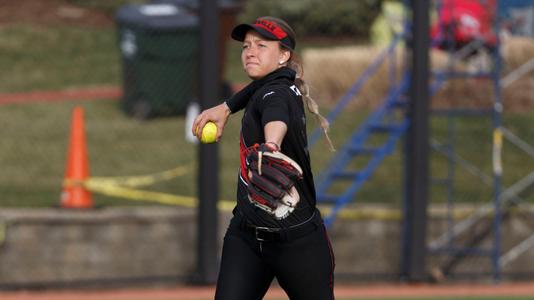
top-left (247, 184), bottom-right (278, 210)
top-left (249, 161), bottom-right (295, 191)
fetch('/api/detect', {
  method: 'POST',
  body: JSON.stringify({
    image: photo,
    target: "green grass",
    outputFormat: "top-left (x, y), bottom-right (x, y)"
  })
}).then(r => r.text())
top-left (0, 22), bottom-right (533, 208)
top-left (67, 0), bottom-right (144, 13)
top-left (1, 98), bottom-right (532, 207)
top-left (0, 24), bottom-right (120, 92)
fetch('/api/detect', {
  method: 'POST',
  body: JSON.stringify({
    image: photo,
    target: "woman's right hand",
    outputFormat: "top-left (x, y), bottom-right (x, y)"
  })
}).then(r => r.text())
top-left (192, 102), bottom-right (232, 142)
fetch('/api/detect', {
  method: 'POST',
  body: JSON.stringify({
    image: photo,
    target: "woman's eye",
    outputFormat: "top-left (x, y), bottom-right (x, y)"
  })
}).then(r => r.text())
top-left (259, 44), bottom-right (267, 48)
top-left (242, 44), bottom-right (249, 49)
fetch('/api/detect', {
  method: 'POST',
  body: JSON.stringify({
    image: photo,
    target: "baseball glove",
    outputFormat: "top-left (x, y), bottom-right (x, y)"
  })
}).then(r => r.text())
top-left (246, 143), bottom-right (303, 219)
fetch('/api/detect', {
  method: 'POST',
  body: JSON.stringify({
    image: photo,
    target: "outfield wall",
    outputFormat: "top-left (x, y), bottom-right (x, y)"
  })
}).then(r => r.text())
top-left (0, 206), bottom-right (533, 288)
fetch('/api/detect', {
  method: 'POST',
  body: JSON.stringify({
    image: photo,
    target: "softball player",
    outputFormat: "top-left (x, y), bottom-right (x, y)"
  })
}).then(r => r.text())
top-left (193, 16), bottom-right (335, 300)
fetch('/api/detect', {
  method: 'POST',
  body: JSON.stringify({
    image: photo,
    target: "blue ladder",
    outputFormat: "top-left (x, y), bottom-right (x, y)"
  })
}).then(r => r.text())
top-left (316, 76), bottom-right (411, 226)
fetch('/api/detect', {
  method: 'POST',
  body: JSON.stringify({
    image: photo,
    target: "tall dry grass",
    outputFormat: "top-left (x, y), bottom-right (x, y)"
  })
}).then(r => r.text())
top-left (501, 36), bottom-right (534, 112)
top-left (303, 37), bottom-right (534, 112)
top-left (303, 45), bottom-right (398, 110)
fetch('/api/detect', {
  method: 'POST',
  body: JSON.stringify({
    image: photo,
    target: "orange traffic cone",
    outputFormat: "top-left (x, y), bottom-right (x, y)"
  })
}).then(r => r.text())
top-left (60, 106), bottom-right (93, 208)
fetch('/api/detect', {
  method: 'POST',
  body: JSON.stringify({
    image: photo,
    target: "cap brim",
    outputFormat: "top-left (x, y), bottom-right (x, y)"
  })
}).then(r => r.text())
top-left (231, 23), bottom-right (279, 42)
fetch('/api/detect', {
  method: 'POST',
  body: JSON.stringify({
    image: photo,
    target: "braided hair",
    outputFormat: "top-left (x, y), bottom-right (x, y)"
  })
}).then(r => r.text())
top-left (288, 56), bottom-right (335, 151)
top-left (261, 16), bottom-right (335, 151)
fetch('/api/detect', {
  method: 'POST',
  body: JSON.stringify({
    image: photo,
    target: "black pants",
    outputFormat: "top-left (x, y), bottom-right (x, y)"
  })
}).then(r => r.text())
top-left (214, 211), bottom-right (335, 300)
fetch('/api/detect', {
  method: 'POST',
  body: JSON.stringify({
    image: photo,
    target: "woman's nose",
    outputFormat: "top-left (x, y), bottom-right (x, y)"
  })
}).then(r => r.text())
top-left (246, 46), bottom-right (257, 57)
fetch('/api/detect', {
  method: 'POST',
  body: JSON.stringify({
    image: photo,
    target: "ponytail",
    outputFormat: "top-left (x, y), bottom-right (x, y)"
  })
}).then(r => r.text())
top-left (288, 55), bottom-right (335, 151)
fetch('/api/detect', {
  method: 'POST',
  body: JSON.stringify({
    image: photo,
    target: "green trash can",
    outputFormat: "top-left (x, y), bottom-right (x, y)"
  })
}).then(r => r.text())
top-left (151, 0), bottom-right (242, 98)
top-left (116, 3), bottom-right (198, 119)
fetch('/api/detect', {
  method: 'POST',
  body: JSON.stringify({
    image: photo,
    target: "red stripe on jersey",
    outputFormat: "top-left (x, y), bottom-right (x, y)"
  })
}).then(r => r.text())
top-left (239, 133), bottom-right (249, 183)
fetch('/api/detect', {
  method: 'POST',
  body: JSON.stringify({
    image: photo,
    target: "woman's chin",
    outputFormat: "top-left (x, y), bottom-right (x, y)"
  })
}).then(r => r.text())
top-left (245, 69), bottom-right (261, 80)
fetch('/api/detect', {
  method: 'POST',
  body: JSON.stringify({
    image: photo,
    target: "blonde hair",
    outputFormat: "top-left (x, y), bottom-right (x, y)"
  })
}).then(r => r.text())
top-left (288, 54), bottom-right (335, 151)
top-left (263, 16), bottom-right (333, 150)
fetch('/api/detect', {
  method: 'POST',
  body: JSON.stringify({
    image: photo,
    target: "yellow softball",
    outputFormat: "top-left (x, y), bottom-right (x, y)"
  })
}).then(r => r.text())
top-left (200, 121), bottom-right (217, 144)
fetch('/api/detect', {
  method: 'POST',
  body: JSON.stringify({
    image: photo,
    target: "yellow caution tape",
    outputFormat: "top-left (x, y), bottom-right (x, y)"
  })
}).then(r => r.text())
top-left (86, 181), bottom-right (237, 211)
top-left (87, 179), bottom-right (402, 220)
top-left (81, 164), bottom-right (404, 220)
top-left (86, 182), bottom-right (196, 207)
top-left (82, 163), bottom-right (236, 210)
top-left (86, 164), bottom-right (191, 188)
top-left (493, 127), bottom-right (503, 148)
top-left (84, 179), bottom-right (487, 221)
top-left (493, 127), bottom-right (503, 176)
top-left (325, 206), bottom-right (402, 221)
top-left (81, 164), bottom-right (476, 221)
top-left (0, 222), bottom-right (6, 245)
top-left (77, 163), bottom-right (406, 220)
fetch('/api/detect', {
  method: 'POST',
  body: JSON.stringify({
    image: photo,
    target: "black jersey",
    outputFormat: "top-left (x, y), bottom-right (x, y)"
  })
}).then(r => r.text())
top-left (234, 67), bottom-right (316, 228)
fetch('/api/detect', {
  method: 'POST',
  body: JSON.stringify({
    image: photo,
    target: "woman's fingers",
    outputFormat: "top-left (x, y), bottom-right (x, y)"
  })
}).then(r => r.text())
top-left (191, 114), bottom-right (205, 138)
top-left (214, 119), bottom-right (225, 141)
top-left (191, 103), bottom-right (230, 141)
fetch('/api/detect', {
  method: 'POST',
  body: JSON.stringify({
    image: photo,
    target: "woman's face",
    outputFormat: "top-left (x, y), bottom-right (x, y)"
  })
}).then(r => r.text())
top-left (241, 31), bottom-right (290, 80)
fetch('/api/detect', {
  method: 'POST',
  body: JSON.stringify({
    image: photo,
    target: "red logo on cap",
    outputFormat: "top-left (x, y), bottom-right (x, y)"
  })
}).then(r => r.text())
top-left (255, 19), bottom-right (287, 40)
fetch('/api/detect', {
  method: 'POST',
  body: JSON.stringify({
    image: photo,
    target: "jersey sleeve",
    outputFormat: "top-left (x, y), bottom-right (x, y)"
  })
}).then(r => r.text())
top-left (257, 87), bottom-right (290, 127)
top-left (225, 81), bottom-right (258, 113)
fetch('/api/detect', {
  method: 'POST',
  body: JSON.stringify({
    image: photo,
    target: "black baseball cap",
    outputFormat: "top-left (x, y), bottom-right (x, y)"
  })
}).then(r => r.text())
top-left (231, 16), bottom-right (296, 51)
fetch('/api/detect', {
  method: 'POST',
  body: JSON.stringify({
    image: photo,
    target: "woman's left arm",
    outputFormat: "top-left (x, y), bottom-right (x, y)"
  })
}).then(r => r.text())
top-left (264, 121), bottom-right (287, 149)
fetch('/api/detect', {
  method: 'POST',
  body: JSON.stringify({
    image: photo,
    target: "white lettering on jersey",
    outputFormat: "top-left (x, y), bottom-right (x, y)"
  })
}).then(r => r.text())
top-left (263, 91), bottom-right (275, 99)
top-left (290, 85), bottom-right (302, 96)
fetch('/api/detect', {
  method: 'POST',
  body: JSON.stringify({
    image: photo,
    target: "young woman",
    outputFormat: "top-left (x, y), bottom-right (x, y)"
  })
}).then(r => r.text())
top-left (193, 16), bottom-right (335, 300)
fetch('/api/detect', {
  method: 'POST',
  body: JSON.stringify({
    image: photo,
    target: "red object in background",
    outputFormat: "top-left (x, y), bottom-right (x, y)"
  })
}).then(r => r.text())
top-left (61, 106), bottom-right (94, 209)
top-left (431, 0), bottom-right (497, 49)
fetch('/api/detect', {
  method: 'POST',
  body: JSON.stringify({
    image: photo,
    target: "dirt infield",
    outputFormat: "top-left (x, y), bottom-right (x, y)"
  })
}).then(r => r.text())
top-left (0, 86), bottom-right (121, 105)
top-left (0, 84), bottom-right (246, 105)
top-left (0, 282), bottom-right (533, 300)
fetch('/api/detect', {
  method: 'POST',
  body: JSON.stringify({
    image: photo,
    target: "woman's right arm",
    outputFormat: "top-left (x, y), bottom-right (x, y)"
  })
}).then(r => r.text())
top-left (224, 81), bottom-right (256, 113)
top-left (192, 82), bottom-right (255, 141)
top-left (192, 102), bottom-right (231, 142)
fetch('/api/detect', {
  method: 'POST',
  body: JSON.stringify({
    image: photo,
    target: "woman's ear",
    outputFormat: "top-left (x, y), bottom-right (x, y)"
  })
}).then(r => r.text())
top-left (279, 50), bottom-right (291, 65)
